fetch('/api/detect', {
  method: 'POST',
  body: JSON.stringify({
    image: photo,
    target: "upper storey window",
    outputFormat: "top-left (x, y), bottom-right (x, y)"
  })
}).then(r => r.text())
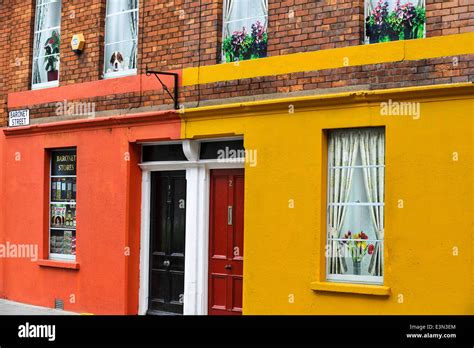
top-left (104, 0), bottom-right (139, 78)
top-left (365, 0), bottom-right (426, 44)
top-left (32, 0), bottom-right (62, 90)
top-left (222, 0), bottom-right (268, 63)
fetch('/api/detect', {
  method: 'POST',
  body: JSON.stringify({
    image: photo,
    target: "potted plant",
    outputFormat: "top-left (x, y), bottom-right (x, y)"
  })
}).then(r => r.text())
top-left (222, 22), bottom-right (268, 63)
top-left (44, 30), bottom-right (60, 82)
top-left (366, 0), bottom-right (426, 43)
top-left (366, 0), bottom-right (390, 43)
top-left (342, 231), bottom-right (374, 275)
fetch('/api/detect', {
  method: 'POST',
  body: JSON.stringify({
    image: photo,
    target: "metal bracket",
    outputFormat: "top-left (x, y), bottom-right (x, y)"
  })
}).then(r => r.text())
top-left (146, 66), bottom-right (179, 110)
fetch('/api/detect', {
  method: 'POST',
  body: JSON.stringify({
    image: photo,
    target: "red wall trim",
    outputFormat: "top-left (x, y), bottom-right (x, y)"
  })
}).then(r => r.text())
top-left (8, 71), bottom-right (182, 108)
top-left (2, 110), bottom-right (180, 137)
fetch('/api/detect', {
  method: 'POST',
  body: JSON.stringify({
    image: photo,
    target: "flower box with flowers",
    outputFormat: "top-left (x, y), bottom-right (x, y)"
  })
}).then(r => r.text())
top-left (222, 21), bottom-right (268, 63)
top-left (366, 0), bottom-right (425, 44)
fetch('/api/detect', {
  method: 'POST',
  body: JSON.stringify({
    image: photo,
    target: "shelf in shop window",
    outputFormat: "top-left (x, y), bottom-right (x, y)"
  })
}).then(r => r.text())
top-left (50, 202), bottom-right (76, 205)
top-left (50, 227), bottom-right (76, 231)
top-left (51, 175), bottom-right (77, 178)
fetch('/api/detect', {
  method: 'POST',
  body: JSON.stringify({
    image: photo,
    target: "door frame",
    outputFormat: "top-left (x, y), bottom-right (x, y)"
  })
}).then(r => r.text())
top-left (138, 140), bottom-right (245, 315)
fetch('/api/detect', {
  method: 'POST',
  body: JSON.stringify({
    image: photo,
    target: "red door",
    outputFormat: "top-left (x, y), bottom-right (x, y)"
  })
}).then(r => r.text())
top-left (208, 169), bottom-right (244, 315)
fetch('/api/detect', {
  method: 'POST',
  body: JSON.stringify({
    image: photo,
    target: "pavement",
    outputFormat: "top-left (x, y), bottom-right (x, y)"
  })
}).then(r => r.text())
top-left (0, 299), bottom-right (77, 315)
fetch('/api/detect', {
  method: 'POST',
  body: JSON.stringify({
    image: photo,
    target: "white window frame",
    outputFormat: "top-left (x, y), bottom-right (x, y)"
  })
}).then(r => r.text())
top-left (32, 0), bottom-right (62, 90)
top-left (49, 148), bottom-right (77, 261)
top-left (103, 1), bottom-right (139, 79)
top-left (325, 129), bottom-right (385, 285)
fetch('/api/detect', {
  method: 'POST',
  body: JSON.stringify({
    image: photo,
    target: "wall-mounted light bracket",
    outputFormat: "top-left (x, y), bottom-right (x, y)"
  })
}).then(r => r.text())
top-left (146, 67), bottom-right (179, 110)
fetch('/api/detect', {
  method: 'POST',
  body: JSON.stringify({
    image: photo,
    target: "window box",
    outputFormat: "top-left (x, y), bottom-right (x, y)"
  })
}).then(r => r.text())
top-left (365, 0), bottom-right (426, 44)
top-left (222, 0), bottom-right (268, 63)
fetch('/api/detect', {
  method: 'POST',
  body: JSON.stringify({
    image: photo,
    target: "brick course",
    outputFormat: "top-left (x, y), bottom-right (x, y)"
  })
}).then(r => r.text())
top-left (0, 0), bottom-right (472, 125)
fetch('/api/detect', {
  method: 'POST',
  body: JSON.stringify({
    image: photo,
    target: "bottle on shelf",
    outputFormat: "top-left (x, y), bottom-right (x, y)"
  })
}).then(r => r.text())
top-left (56, 180), bottom-right (61, 201)
top-left (67, 180), bottom-right (72, 200)
top-left (61, 178), bottom-right (67, 201)
top-left (51, 178), bottom-right (57, 200)
top-left (72, 208), bottom-right (76, 228)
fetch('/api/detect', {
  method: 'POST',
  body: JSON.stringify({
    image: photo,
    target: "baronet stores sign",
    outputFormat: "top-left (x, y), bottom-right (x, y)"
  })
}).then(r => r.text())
top-left (52, 150), bottom-right (77, 176)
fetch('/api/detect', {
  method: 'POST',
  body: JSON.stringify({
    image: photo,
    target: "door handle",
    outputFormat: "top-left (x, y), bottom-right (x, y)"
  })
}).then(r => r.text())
top-left (228, 206), bottom-right (233, 226)
top-left (163, 260), bottom-right (171, 267)
top-left (225, 264), bottom-right (232, 270)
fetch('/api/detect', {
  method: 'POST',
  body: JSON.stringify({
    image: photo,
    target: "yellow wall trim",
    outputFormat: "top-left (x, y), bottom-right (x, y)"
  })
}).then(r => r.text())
top-left (182, 33), bottom-right (474, 86)
top-left (180, 82), bottom-right (474, 121)
top-left (311, 282), bottom-right (391, 296)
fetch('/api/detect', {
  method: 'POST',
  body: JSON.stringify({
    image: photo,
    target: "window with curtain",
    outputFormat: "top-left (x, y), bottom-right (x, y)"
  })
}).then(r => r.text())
top-left (32, 0), bottom-right (62, 89)
top-left (222, 0), bottom-right (268, 63)
top-left (104, 0), bottom-right (139, 78)
top-left (365, 0), bottom-right (426, 44)
top-left (326, 128), bottom-right (385, 285)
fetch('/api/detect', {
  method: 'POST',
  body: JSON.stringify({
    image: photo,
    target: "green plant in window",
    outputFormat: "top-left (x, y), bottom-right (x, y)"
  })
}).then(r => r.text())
top-left (365, 0), bottom-right (425, 44)
top-left (222, 22), bottom-right (268, 63)
top-left (44, 30), bottom-right (60, 72)
top-left (413, 6), bottom-right (426, 39)
top-left (44, 30), bottom-right (60, 82)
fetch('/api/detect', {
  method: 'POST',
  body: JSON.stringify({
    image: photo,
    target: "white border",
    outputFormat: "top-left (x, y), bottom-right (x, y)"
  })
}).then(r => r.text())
top-left (138, 140), bottom-right (244, 315)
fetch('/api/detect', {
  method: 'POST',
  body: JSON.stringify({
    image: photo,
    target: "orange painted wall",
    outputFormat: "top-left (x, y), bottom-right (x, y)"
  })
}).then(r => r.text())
top-left (0, 112), bottom-right (181, 314)
top-left (0, 131), bottom-right (5, 299)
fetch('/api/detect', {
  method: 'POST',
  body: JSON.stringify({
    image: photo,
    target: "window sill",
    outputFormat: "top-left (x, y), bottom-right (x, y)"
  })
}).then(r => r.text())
top-left (32, 81), bottom-right (59, 90)
top-left (311, 281), bottom-right (390, 296)
top-left (38, 259), bottom-right (80, 270)
top-left (103, 69), bottom-right (137, 80)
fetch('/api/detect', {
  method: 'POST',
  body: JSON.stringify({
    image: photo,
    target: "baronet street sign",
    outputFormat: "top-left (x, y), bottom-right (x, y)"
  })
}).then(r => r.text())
top-left (8, 109), bottom-right (30, 127)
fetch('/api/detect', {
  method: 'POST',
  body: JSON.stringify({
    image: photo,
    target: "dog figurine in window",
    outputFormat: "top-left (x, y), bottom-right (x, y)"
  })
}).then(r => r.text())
top-left (108, 51), bottom-right (129, 73)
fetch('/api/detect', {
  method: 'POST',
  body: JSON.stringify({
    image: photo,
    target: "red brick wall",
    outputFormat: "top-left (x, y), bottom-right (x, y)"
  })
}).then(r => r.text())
top-left (426, 0), bottom-right (474, 36)
top-left (268, 0), bottom-right (364, 56)
top-left (60, 0), bottom-right (105, 85)
top-left (0, 0), bottom-right (473, 125)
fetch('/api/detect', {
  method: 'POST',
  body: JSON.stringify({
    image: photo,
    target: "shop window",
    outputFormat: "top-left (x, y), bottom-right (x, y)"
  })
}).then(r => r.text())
top-left (32, 0), bottom-right (62, 90)
top-left (365, 0), bottom-right (426, 44)
top-left (222, 0), bottom-right (268, 63)
top-left (104, 0), bottom-right (139, 78)
top-left (49, 149), bottom-right (77, 261)
top-left (326, 128), bottom-right (385, 285)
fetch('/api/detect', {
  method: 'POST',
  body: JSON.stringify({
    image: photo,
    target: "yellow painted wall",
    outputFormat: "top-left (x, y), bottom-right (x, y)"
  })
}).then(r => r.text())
top-left (182, 33), bottom-right (474, 86)
top-left (181, 85), bottom-right (473, 314)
